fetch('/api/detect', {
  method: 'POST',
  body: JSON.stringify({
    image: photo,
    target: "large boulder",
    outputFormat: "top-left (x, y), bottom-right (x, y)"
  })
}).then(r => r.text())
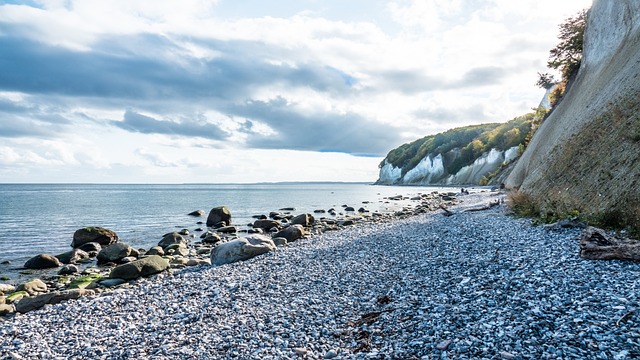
top-left (97, 243), bottom-right (136, 264)
top-left (55, 248), bottom-right (90, 264)
top-left (158, 232), bottom-right (187, 249)
top-left (206, 206), bottom-right (232, 227)
top-left (291, 213), bottom-right (315, 227)
top-left (72, 227), bottom-right (118, 248)
top-left (15, 289), bottom-right (95, 314)
top-left (273, 225), bottom-right (305, 242)
top-left (24, 254), bottom-right (62, 269)
top-left (210, 234), bottom-right (276, 266)
top-left (109, 255), bottom-right (169, 280)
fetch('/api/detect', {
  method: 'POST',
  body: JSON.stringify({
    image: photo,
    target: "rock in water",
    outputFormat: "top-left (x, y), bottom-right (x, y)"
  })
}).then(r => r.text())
top-left (158, 232), bottom-right (187, 249)
top-left (72, 227), bottom-right (118, 248)
top-left (24, 254), bottom-right (62, 269)
top-left (253, 219), bottom-right (281, 231)
top-left (97, 243), bottom-right (136, 264)
top-left (210, 234), bottom-right (276, 266)
top-left (206, 206), bottom-right (232, 227)
top-left (55, 249), bottom-right (90, 264)
top-left (109, 255), bottom-right (169, 280)
top-left (273, 225), bottom-right (305, 242)
top-left (188, 210), bottom-right (205, 217)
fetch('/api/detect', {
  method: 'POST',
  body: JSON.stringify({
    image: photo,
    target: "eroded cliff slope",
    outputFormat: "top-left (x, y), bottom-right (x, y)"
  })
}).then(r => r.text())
top-left (506, 0), bottom-right (640, 230)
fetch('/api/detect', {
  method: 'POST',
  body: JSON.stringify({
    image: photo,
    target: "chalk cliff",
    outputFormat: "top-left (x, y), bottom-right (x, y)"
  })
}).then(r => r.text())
top-left (506, 0), bottom-right (640, 229)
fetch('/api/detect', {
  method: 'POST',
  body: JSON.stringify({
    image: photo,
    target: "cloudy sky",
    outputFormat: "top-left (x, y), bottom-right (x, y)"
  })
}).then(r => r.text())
top-left (0, 0), bottom-right (591, 183)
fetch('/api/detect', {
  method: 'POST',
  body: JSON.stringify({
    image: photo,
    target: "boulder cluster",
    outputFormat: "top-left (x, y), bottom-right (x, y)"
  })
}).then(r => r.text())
top-left (0, 191), bottom-right (460, 316)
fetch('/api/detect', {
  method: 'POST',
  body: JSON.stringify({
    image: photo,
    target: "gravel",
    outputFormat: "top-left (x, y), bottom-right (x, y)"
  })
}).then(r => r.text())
top-left (1, 192), bottom-right (639, 359)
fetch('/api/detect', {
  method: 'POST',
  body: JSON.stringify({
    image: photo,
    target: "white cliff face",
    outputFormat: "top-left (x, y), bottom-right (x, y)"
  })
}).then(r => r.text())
top-left (377, 160), bottom-right (402, 184)
top-left (504, 146), bottom-right (520, 163)
top-left (446, 149), bottom-right (505, 185)
top-left (403, 154), bottom-right (446, 183)
top-left (378, 147), bottom-right (520, 185)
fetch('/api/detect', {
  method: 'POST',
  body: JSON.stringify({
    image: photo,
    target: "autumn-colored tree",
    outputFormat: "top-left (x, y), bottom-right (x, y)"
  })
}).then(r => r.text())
top-left (547, 9), bottom-right (588, 83)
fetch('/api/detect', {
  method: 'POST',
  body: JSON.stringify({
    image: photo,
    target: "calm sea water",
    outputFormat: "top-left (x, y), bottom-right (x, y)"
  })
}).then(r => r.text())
top-left (0, 183), bottom-right (458, 279)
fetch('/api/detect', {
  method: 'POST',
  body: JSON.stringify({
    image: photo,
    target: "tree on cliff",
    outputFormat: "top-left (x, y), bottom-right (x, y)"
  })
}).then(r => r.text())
top-left (547, 9), bottom-right (587, 81)
top-left (537, 9), bottom-right (588, 107)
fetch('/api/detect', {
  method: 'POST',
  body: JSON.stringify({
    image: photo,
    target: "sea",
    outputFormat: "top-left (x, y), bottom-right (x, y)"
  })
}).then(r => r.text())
top-left (0, 182), bottom-right (460, 281)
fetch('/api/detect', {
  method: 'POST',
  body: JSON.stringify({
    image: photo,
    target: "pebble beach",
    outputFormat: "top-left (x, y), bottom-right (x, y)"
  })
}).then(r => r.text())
top-left (1, 192), bottom-right (639, 360)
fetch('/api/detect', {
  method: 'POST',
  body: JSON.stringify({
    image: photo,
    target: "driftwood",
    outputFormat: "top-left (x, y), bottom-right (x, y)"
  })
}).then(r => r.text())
top-left (579, 226), bottom-right (640, 261)
top-left (440, 204), bottom-right (454, 217)
top-left (463, 199), bottom-right (501, 212)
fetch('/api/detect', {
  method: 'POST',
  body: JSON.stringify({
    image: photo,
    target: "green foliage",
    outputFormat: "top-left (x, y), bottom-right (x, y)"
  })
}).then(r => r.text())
top-left (382, 113), bottom-right (534, 176)
top-left (548, 9), bottom-right (587, 81)
top-left (536, 72), bottom-right (556, 89)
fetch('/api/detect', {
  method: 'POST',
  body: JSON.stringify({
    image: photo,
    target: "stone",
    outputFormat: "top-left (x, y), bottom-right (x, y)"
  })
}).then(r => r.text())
top-left (253, 219), bottom-right (281, 231)
top-left (206, 206), bottom-right (232, 227)
top-left (158, 232), bottom-right (187, 249)
top-left (202, 233), bottom-right (222, 244)
top-left (15, 289), bottom-right (95, 313)
top-left (324, 349), bottom-right (338, 359)
top-left (273, 237), bottom-right (288, 246)
top-left (165, 243), bottom-right (189, 257)
top-left (178, 229), bottom-right (190, 236)
top-left (55, 248), bottom-right (90, 264)
top-left (216, 226), bottom-right (237, 234)
top-left (16, 279), bottom-right (47, 295)
top-left (273, 225), bottom-right (305, 242)
top-left (291, 213), bottom-right (315, 227)
top-left (344, 206), bottom-right (355, 212)
top-left (72, 227), bottom-right (118, 248)
top-left (210, 234), bottom-right (276, 266)
top-left (58, 264), bottom-right (80, 275)
top-left (77, 241), bottom-right (102, 254)
top-left (109, 255), bottom-right (169, 281)
top-left (99, 278), bottom-right (126, 288)
top-left (0, 303), bottom-right (14, 316)
top-left (97, 243), bottom-right (135, 264)
top-left (0, 284), bottom-right (16, 294)
top-left (500, 351), bottom-right (516, 360)
top-left (436, 339), bottom-right (453, 350)
top-left (294, 347), bottom-right (308, 356)
top-left (24, 254), bottom-right (62, 269)
top-left (188, 210), bottom-right (205, 217)
top-left (145, 246), bottom-right (165, 256)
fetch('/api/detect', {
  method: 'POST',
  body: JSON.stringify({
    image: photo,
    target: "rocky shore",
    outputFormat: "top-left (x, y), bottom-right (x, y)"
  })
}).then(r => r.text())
top-left (1, 191), bottom-right (639, 359)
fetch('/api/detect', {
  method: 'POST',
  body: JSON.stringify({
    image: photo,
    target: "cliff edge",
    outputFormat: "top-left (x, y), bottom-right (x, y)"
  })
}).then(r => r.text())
top-left (506, 0), bottom-right (640, 229)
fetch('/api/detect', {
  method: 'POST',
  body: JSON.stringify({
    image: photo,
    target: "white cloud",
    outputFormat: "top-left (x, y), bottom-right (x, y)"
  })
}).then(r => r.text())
top-left (0, 0), bottom-right (593, 183)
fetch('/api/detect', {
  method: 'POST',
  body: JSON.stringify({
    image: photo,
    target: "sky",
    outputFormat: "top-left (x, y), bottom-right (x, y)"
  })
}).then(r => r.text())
top-left (0, 0), bottom-right (592, 183)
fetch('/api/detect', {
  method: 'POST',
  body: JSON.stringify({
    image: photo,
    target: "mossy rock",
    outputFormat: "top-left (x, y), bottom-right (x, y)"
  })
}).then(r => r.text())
top-left (6, 291), bottom-right (29, 303)
top-left (0, 276), bottom-right (9, 281)
top-left (68, 274), bottom-right (102, 289)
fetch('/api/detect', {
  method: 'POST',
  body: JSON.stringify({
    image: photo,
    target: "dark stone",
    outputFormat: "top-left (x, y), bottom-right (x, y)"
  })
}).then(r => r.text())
top-left (109, 255), bottom-right (169, 281)
top-left (24, 254), bottom-right (62, 269)
top-left (97, 243), bottom-right (135, 264)
top-left (76, 242), bottom-right (102, 254)
top-left (15, 289), bottom-right (95, 313)
top-left (58, 264), bottom-right (80, 275)
top-left (188, 210), bottom-right (205, 217)
top-left (55, 249), bottom-right (90, 264)
top-left (273, 225), bottom-right (305, 242)
top-left (253, 219), bottom-right (281, 231)
top-left (279, 207), bottom-right (296, 211)
top-left (216, 226), bottom-right (237, 234)
top-left (252, 214), bottom-right (268, 220)
top-left (206, 206), bottom-right (232, 227)
top-left (72, 227), bottom-right (118, 248)
top-left (291, 214), bottom-right (315, 227)
top-left (158, 232), bottom-right (187, 249)
top-left (344, 207), bottom-right (355, 212)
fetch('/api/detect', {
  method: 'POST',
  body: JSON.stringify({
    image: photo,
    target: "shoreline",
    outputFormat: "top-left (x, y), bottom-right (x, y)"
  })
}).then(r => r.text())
top-left (2, 191), bottom-right (638, 359)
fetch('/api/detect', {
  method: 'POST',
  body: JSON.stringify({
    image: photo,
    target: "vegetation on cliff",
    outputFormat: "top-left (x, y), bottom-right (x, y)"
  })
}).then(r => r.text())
top-left (380, 113), bottom-right (534, 178)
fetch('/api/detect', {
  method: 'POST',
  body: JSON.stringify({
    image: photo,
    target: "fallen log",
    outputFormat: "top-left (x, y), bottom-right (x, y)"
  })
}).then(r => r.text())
top-left (463, 199), bottom-right (501, 212)
top-left (579, 226), bottom-right (640, 261)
